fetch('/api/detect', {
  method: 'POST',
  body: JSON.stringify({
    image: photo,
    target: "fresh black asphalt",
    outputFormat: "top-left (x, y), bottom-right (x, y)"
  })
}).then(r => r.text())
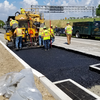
top-left (14, 47), bottom-right (100, 88)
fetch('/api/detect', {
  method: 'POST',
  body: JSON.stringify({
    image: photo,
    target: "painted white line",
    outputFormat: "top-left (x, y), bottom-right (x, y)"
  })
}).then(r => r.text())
top-left (90, 63), bottom-right (100, 71)
top-left (54, 79), bottom-right (100, 100)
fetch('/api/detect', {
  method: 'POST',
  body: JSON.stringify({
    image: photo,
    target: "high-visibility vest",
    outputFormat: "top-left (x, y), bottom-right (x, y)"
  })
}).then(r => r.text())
top-left (42, 30), bottom-right (50, 40)
top-left (20, 9), bottom-right (25, 14)
top-left (39, 28), bottom-right (43, 36)
top-left (48, 28), bottom-right (54, 37)
top-left (25, 30), bottom-right (28, 33)
top-left (16, 28), bottom-right (23, 37)
top-left (10, 20), bottom-right (18, 26)
top-left (66, 25), bottom-right (72, 34)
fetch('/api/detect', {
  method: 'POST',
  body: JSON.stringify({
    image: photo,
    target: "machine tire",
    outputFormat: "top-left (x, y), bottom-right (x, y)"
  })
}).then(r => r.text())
top-left (75, 32), bottom-right (80, 38)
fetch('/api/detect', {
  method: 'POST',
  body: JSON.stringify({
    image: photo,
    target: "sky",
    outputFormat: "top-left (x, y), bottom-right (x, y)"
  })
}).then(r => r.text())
top-left (0, 0), bottom-right (100, 22)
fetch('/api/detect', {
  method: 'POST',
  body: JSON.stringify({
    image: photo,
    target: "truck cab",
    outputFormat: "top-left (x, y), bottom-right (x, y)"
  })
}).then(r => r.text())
top-left (91, 21), bottom-right (100, 37)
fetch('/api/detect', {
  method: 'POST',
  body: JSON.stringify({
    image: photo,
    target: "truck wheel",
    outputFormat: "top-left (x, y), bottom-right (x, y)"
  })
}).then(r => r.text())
top-left (75, 32), bottom-right (80, 38)
top-left (56, 32), bottom-right (60, 36)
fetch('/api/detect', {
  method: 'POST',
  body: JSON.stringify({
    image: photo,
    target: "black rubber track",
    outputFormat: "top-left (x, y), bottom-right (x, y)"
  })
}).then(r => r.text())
top-left (14, 47), bottom-right (100, 88)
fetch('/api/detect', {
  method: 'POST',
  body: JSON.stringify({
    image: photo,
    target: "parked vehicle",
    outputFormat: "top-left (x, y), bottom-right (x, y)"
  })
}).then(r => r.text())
top-left (55, 28), bottom-right (65, 36)
top-left (72, 21), bottom-right (100, 38)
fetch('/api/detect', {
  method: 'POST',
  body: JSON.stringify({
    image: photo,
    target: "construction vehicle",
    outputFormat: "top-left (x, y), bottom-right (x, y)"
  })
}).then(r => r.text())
top-left (4, 8), bottom-right (44, 48)
top-left (72, 20), bottom-right (100, 38)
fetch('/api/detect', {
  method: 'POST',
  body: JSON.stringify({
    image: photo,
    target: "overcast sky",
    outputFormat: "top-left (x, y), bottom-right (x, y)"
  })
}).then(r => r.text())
top-left (0, 0), bottom-right (100, 21)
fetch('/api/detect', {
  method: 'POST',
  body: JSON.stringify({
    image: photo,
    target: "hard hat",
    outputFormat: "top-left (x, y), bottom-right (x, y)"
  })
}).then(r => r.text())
top-left (43, 26), bottom-right (46, 29)
top-left (51, 25), bottom-right (53, 28)
top-left (67, 22), bottom-right (70, 24)
top-left (10, 18), bottom-right (13, 21)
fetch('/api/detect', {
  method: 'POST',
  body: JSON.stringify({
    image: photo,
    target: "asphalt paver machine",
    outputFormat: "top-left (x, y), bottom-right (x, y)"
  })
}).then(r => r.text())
top-left (4, 8), bottom-right (44, 49)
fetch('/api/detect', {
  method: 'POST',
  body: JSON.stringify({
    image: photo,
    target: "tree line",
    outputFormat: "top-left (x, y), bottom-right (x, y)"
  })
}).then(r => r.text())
top-left (96, 4), bottom-right (100, 16)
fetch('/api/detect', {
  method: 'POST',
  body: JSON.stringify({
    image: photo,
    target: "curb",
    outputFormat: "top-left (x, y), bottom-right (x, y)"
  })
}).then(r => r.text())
top-left (52, 42), bottom-right (100, 58)
top-left (54, 79), bottom-right (100, 100)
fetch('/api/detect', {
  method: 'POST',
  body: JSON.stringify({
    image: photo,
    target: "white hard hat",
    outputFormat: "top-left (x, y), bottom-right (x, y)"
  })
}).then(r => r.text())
top-left (10, 18), bottom-right (13, 21)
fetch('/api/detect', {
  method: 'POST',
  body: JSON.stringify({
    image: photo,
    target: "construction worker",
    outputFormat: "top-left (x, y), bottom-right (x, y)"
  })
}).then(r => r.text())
top-left (39, 26), bottom-right (44, 46)
top-left (14, 26), bottom-right (23, 50)
top-left (42, 26), bottom-right (50, 51)
top-left (48, 25), bottom-right (55, 43)
top-left (65, 22), bottom-right (73, 45)
top-left (20, 7), bottom-right (25, 14)
top-left (10, 18), bottom-right (18, 29)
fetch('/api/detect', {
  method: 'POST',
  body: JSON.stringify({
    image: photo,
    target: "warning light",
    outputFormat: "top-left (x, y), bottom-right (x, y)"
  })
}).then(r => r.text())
top-left (29, 18), bottom-right (31, 20)
top-left (29, 30), bottom-right (33, 34)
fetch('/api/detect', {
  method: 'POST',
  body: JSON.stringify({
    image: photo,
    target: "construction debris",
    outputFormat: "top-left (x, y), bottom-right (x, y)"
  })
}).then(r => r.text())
top-left (0, 68), bottom-right (42, 100)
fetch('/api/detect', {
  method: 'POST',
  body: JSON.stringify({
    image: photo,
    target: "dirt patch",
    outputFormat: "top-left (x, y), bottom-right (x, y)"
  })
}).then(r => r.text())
top-left (0, 43), bottom-right (55, 100)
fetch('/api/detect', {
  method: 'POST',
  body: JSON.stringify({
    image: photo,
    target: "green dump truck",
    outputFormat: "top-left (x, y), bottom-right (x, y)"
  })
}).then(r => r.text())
top-left (72, 21), bottom-right (100, 38)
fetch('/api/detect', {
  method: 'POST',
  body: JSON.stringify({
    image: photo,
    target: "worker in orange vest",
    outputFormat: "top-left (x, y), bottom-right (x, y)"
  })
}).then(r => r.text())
top-left (14, 26), bottom-right (23, 50)
top-left (65, 22), bottom-right (73, 45)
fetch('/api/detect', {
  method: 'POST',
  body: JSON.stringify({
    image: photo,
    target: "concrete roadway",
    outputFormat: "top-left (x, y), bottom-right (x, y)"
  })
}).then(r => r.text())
top-left (0, 29), bottom-right (6, 44)
top-left (53, 36), bottom-right (100, 57)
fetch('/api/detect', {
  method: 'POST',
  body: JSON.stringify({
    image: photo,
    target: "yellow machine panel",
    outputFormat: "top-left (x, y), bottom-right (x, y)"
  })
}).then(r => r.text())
top-left (15, 14), bottom-right (27, 20)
